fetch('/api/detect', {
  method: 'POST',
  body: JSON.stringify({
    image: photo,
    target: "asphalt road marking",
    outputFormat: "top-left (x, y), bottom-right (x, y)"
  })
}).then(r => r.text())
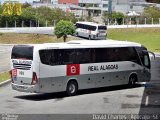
top-left (145, 96), bottom-right (149, 106)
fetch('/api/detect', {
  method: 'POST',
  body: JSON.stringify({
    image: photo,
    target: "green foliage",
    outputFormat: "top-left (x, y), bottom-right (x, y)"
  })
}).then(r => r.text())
top-left (102, 11), bottom-right (125, 25)
top-left (36, 7), bottom-right (54, 25)
top-left (52, 8), bottom-right (66, 23)
top-left (111, 12), bottom-right (125, 25)
top-left (54, 20), bottom-right (75, 42)
top-left (0, 5), bottom-right (78, 27)
top-left (143, 6), bottom-right (160, 24)
top-left (65, 12), bottom-right (78, 23)
top-left (0, 5), bottom-right (2, 13)
top-left (86, 16), bottom-right (93, 22)
top-left (0, 71), bottom-right (10, 83)
top-left (145, 0), bottom-right (160, 3)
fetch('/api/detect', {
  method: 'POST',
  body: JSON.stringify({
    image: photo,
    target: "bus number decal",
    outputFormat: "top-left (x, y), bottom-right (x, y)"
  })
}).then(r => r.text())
top-left (19, 71), bottom-right (24, 76)
top-left (67, 64), bottom-right (80, 76)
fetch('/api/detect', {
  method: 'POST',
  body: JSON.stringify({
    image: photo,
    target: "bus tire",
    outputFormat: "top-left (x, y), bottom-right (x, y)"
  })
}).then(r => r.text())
top-left (66, 81), bottom-right (78, 96)
top-left (128, 74), bottom-right (137, 87)
top-left (76, 32), bottom-right (79, 37)
top-left (88, 35), bottom-right (91, 40)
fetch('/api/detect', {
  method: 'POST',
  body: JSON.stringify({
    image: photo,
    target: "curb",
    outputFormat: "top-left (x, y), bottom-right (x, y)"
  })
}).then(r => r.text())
top-left (0, 79), bottom-right (11, 87)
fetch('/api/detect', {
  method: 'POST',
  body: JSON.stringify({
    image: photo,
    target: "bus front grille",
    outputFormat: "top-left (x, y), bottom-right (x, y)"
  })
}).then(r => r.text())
top-left (13, 63), bottom-right (31, 70)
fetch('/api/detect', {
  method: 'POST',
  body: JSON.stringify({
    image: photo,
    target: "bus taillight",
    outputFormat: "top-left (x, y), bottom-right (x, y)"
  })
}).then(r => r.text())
top-left (32, 72), bottom-right (38, 85)
top-left (9, 70), bottom-right (14, 83)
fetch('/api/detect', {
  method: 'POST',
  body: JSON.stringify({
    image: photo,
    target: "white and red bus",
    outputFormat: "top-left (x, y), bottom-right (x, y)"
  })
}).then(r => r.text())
top-left (75, 22), bottom-right (107, 40)
top-left (10, 40), bottom-right (151, 95)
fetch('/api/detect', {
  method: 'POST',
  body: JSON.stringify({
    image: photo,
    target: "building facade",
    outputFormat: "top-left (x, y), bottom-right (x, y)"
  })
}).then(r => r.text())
top-left (58, 0), bottom-right (78, 5)
top-left (57, 0), bottom-right (156, 15)
top-left (40, 0), bottom-right (51, 3)
top-left (112, 0), bottom-right (156, 14)
top-left (32, 0), bottom-right (157, 18)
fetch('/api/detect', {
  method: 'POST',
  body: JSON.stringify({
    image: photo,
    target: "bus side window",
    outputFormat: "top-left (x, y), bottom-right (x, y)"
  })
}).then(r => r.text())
top-left (76, 48), bottom-right (92, 64)
top-left (63, 49), bottom-right (76, 64)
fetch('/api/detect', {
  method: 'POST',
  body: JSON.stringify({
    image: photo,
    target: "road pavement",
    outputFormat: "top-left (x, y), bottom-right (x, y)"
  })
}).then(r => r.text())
top-left (0, 27), bottom-right (54, 35)
top-left (0, 45), bottom-right (13, 73)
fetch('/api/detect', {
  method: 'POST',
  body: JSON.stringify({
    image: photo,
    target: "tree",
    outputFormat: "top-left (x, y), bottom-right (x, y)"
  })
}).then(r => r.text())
top-left (0, 5), bottom-right (77, 27)
top-left (65, 12), bottom-right (78, 23)
top-left (102, 11), bottom-right (125, 25)
top-left (54, 20), bottom-right (75, 42)
top-left (145, 0), bottom-right (160, 3)
top-left (143, 6), bottom-right (160, 24)
top-left (111, 12), bottom-right (125, 25)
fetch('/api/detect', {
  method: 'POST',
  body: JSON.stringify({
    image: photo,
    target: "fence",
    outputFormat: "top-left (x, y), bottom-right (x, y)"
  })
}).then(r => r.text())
top-left (1, 18), bottom-right (160, 28)
top-left (0, 20), bottom-right (57, 28)
top-left (105, 18), bottom-right (160, 26)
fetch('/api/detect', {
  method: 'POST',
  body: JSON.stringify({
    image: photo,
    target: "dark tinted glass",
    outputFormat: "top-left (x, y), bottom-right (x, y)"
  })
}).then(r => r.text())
top-left (11, 45), bottom-right (33, 60)
top-left (76, 49), bottom-right (93, 63)
top-left (39, 47), bottom-right (140, 66)
top-left (89, 25), bottom-right (96, 31)
top-left (94, 47), bottom-right (140, 63)
top-left (136, 47), bottom-right (150, 68)
top-left (39, 49), bottom-right (76, 66)
top-left (95, 48), bottom-right (108, 62)
top-left (76, 23), bottom-right (96, 31)
top-left (108, 47), bottom-right (140, 63)
top-left (98, 26), bottom-right (107, 30)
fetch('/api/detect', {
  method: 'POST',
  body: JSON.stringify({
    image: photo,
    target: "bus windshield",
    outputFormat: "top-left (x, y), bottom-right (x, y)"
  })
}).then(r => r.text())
top-left (11, 45), bottom-right (33, 60)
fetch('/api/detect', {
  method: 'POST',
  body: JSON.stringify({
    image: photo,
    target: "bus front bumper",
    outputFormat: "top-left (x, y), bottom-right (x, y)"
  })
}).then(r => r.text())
top-left (12, 83), bottom-right (39, 93)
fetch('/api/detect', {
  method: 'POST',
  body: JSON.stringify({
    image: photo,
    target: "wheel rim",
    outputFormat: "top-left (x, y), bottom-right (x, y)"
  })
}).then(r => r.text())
top-left (130, 77), bottom-right (135, 85)
top-left (69, 84), bottom-right (76, 94)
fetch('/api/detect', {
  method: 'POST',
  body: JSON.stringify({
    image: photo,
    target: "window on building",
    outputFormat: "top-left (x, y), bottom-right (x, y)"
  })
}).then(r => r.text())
top-left (103, 4), bottom-right (108, 8)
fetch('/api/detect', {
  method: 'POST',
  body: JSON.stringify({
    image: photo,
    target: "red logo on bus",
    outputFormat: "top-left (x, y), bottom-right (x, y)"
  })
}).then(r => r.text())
top-left (67, 64), bottom-right (80, 76)
top-left (12, 69), bottom-right (17, 77)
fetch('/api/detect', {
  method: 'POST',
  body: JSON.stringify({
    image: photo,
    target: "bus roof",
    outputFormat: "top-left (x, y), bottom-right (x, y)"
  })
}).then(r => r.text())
top-left (42, 40), bottom-right (142, 49)
top-left (76, 21), bottom-right (105, 26)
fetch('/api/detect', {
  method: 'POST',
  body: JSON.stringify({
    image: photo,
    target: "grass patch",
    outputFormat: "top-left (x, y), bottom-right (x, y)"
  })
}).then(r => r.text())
top-left (108, 28), bottom-right (160, 52)
top-left (0, 33), bottom-right (80, 44)
top-left (0, 71), bottom-right (10, 83)
top-left (0, 28), bottom-right (160, 52)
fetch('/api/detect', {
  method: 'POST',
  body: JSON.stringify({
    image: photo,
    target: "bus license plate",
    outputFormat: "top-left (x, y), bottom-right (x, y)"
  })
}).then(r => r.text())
top-left (13, 76), bottom-right (17, 81)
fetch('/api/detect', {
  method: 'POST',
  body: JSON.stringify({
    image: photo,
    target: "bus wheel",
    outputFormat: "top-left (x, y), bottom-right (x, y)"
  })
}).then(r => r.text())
top-left (76, 32), bottom-right (78, 37)
top-left (66, 81), bottom-right (78, 96)
top-left (88, 35), bottom-right (91, 40)
top-left (128, 75), bottom-right (137, 87)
